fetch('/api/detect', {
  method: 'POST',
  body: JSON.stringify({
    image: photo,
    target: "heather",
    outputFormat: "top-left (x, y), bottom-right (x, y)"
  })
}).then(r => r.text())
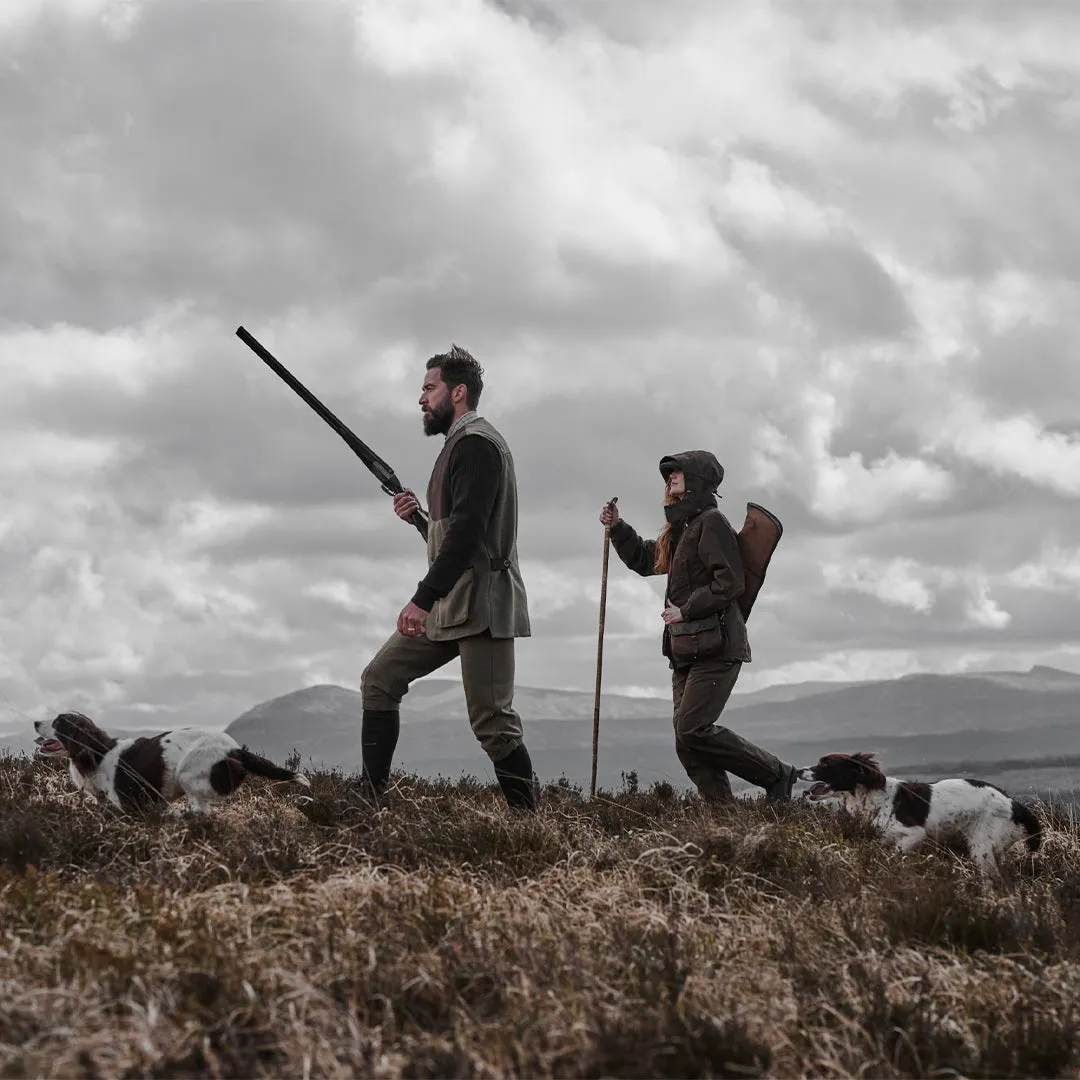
top-left (2, 755), bottom-right (1080, 1078)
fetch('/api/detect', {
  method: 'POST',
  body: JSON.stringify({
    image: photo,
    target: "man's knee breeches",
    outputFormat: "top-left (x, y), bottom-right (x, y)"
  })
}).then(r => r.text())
top-left (459, 633), bottom-right (523, 761)
top-left (359, 629), bottom-right (524, 760)
top-left (360, 650), bottom-right (412, 712)
top-left (360, 630), bottom-right (458, 711)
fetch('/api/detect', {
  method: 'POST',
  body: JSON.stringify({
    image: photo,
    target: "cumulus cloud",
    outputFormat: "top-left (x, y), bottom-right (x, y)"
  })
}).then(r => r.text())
top-left (821, 553), bottom-right (1016, 630)
top-left (822, 558), bottom-right (936, 614)
top-left (1008, 548), bottom-right (1080, 594)
top-left (940, 404), bottom-right (1080, 497)
top-left (1, 0), bottom-right (1079, 736)
top-left (963, 577), bottom-right (1012, 630)
top-left (752, 386), bottom-right (955, 525)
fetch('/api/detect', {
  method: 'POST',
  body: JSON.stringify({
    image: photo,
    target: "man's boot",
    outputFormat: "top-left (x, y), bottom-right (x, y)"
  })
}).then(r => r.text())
top-left (358, 709), bottom-right (400, 801)
top-left (493, 743), bottom-right (537, 812)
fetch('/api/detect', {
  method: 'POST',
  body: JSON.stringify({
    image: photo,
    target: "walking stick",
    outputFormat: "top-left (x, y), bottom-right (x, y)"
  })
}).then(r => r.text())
top-left (591, 496), bottom-right (618, 799)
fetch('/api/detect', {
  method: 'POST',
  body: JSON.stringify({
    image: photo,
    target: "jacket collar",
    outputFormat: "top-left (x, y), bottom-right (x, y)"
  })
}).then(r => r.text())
top-left (446, 410), bottom-right (478, 441)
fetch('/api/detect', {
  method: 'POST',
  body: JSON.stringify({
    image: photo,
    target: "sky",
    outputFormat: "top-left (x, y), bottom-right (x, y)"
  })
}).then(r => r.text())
top-left (2, 0), bottom-right (1080, 734)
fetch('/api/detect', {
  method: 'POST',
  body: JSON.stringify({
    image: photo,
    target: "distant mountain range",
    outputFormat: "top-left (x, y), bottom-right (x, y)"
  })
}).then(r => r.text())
top-left (219, 665), bottom-right (1080, 797)
top-left (6, 666), bottom-right (1080, 799)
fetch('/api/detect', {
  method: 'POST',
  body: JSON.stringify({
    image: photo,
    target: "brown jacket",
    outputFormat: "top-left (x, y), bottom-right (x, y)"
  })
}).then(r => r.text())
top-left (610, 503), bottom-right (751, 667)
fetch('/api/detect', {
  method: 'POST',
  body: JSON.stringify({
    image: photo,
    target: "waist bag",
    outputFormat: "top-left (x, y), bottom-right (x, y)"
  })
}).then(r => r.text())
top-left (667, 613), bottom-right (725, 663)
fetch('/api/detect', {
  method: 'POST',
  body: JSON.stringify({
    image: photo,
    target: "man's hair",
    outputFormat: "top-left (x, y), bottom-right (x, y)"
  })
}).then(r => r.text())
top-left (427, 345), bottom-right (484, 410)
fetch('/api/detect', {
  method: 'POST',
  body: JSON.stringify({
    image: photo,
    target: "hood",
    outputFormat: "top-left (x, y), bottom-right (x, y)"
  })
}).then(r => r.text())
top-left (658, 450), bottom-right (724, 498)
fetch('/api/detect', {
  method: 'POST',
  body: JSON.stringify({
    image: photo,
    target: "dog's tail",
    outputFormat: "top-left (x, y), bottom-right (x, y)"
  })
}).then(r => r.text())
top-left (1011, 798), bottom-right (1042, 851)
top-left (228, 747), bottom-right (312, 788)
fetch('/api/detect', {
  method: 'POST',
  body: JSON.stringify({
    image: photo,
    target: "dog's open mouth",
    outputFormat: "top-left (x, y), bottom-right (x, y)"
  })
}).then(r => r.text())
top-left (803, 781), bottom-right (833, 801)
top-left (34, 737), bottom-right (66, 757)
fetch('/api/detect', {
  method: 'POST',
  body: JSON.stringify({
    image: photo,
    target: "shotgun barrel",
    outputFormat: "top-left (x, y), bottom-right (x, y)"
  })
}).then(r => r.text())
top-left (235, 326), bottom-right (428, 539)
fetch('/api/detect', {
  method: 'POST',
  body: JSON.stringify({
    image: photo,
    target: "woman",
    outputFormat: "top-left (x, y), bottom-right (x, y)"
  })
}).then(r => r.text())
top-left (599, 450), bottom-right (796, 803)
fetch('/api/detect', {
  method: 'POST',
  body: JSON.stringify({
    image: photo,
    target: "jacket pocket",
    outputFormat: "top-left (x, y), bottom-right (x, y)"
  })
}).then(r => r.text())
top-left (667, 612), bottom-right (726, 663)
top-left (431, 567), bottom-right (476, 629)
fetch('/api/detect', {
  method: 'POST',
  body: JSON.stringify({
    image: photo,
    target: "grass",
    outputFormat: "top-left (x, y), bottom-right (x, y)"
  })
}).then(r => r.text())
top-left (4, 755), bottom-right (1080, 1077)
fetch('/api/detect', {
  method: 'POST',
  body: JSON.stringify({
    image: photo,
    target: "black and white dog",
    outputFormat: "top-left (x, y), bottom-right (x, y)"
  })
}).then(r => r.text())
top-left (799, 752), bottom-right (1041, 875)
top-left (35, 711), bottom-right (310, 815)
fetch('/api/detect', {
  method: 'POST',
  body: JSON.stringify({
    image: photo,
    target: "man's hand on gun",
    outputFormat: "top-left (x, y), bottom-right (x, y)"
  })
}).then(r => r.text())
top-left (393, 490), bottom-right (429, 636)
top-left (394, 489), bottom-right (423, 524)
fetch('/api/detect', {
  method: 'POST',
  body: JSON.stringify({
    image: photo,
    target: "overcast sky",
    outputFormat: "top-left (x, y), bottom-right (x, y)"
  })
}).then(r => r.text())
top-left (3, 0), bottom-right (1080, 733)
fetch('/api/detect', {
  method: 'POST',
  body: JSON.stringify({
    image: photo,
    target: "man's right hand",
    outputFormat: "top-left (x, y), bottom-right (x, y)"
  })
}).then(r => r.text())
top-left (599, 501), bottom-right (620, 528)
top-left (394, 489), bottom-right (422, 523)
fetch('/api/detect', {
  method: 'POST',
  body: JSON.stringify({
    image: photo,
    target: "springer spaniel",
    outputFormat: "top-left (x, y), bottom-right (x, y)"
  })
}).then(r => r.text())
top-left (799, 752), bottom-right (1041, 876)
top-left (34, 711), bottom-right (310, 815)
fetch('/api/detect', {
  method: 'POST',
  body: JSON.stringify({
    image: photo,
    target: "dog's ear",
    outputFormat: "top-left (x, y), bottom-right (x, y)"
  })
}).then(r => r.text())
top-left (55, 712), bottom-right (107, 767)
top-left (849, 752), bottom-right (885, 789)
top-left (58, 712), bottom-right (99, 734)
top-left (816, 753), bottom-right (847, 768)
top-left (851, 751), bottom-right (880, 769)
top-left (53, 713), bottom-right (79, 738)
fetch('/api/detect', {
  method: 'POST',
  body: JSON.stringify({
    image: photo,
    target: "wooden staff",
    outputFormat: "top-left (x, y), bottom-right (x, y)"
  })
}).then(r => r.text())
top-left (591, 496), bottom-right (618, 799)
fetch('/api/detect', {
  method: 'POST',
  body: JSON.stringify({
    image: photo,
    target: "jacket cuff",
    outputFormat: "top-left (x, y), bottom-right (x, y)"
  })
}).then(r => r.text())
top-left (411, 583), bottom-right (439, 612)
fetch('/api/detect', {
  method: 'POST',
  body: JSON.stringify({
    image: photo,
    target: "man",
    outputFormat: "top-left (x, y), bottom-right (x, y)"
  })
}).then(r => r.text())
top-left (358, 345), bottom-right (536, 811)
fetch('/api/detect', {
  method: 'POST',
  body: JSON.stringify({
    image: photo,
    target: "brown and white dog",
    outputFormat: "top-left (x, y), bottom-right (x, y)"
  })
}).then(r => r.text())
top-left (799, 752), bottom-right (1041, 875)
top-left (34, 711), bottom-right (310, 814)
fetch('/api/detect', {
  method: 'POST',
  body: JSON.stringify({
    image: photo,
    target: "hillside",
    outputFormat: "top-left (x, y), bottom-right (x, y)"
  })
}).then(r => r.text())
top-left (4, 756), bottom-right (1080, 1078)
top-left (7, 666), bottom-right (1079, 798)
top-left (223, 680), bottom-right (677, 786)
top-left (223, 666), bottom-right (1080, 797)
top-left (728, 665), bottom-right (1080, 741)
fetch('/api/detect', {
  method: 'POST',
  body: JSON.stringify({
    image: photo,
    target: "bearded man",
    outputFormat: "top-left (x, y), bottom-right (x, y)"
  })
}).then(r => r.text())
top-left (357, 346), bottom-right (536, 811)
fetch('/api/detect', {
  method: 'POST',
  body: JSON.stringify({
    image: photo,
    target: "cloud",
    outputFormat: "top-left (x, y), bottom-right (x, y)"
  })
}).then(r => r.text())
top-left (963, 577), bottom-right (1011, 630)
top-left (0, 0), bottom-right (134, 34)
top-left (822, 558), bottom-right (935, 614)
top-left (1008, 548), bottom-right (1080, 594)
top-left (1, 0), bottom-right (1079, 739)
top-left (823, 538), bottom-right (1025, 624)
top-left (751, 386), bottom-right (955, 525)
top-left (940, 404), bottom-right (1080, 497)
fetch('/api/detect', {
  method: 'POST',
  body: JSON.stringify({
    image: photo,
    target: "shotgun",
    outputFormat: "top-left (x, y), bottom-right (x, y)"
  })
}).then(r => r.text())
top-left (235, 326), bottom-right (428, 539)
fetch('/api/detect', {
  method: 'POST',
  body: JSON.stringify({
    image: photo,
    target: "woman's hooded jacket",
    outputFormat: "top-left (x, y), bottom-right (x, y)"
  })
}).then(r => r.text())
top-left (609, 450), bottom-right (751, 666)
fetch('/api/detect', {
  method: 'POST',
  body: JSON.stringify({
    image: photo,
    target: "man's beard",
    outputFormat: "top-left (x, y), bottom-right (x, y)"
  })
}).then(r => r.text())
top-left (422, 400), bottom-right (455, 437)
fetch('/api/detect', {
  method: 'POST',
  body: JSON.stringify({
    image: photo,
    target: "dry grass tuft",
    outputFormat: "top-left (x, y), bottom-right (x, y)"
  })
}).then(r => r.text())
top-left (3, 753), bottom-right (1080, 1077)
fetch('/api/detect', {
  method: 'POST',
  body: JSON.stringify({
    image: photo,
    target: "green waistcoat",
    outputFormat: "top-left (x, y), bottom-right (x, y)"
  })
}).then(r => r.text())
top-left (424, 415), bottom-right (531, 642)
